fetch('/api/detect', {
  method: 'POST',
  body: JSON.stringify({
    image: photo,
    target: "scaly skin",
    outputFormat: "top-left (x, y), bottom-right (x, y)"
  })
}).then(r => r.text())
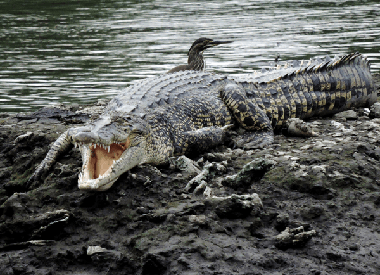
top-left (28, 53), bottom-right (376, 191)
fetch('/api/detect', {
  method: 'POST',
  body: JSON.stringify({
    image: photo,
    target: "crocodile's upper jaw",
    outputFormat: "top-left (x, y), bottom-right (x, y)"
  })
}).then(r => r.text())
top-left (77, 139), bottom-right (145, 191)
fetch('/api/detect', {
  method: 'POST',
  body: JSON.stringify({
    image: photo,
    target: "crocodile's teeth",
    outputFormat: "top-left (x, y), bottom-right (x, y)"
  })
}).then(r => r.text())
top-left (75, 143), bottom-right (78, 148)
top-left (94, 143), bottom-right (96, 149)
top-left (107, 146), bottom-right (110, 153)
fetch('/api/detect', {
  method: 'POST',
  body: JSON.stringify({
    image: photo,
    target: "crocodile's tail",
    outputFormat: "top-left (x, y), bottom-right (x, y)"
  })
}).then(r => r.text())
top-left (280, 52), bottom-right (372, 79)
top-left (252, 53), bottom-right (375, 128)
top-left (281, 52), bottom-right (375, 112)
top-left (235, 53), bottom-right (372, 86)
top-left (273, 52), bottom-right (371, 75)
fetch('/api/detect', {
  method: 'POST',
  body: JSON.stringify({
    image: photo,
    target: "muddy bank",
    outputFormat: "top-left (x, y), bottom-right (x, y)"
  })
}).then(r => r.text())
top-left (0, 74), bottom-right (380, 275)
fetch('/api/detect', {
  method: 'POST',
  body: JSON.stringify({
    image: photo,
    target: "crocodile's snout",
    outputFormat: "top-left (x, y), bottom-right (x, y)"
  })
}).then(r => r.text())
top-left (73, 132), bottom-right (98, 144)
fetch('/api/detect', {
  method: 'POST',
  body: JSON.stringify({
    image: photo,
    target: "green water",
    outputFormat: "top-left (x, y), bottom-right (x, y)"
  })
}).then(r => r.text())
top-left (1, 0), bottom-right (379, 112)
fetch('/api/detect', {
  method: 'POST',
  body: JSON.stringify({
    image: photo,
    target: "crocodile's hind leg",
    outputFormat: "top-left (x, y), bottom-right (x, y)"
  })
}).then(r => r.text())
top-left (221, 82), bottom-right (274, 149)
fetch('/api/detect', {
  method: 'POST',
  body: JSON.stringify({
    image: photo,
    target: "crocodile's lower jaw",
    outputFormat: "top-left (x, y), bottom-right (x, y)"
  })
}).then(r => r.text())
top-left (78, 177), bottom-right (118, 191)
top-left (78, 140), bottom-right (129, 190)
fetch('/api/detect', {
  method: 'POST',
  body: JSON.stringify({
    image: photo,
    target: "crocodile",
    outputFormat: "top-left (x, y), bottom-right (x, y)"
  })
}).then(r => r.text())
top-left (28, 53), bottom-right (375, 191)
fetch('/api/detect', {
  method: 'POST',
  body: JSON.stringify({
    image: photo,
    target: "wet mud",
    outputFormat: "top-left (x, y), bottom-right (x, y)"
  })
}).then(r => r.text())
top-left (0, 74), bottom-right (379, 275)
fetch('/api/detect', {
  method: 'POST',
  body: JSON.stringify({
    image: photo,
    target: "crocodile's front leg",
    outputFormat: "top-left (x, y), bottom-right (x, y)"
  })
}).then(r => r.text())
top-left (28, 130), bottom-right (73, 183)
top-left (221, 82), bottom-right (274, 149)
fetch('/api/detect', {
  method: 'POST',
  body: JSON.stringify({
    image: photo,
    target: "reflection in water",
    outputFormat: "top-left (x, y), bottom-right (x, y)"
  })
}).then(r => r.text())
top-left (0, 0), bottom-right (379, 112)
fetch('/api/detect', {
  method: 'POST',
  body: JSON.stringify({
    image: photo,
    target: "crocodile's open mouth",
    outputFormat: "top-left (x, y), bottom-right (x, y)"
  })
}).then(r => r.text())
top-left (77, 139), bottom-right (130, 190)
top-left (89, 141), bottom-right (129, 179)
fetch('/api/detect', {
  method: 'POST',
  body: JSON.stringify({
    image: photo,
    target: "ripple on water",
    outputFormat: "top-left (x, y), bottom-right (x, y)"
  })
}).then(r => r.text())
top-left (0, 0), bottom-right (379, 112)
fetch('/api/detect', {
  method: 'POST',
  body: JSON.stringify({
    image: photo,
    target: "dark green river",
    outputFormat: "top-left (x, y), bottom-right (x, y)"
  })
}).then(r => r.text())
top-left (1, 0), bottom-right (379, 112)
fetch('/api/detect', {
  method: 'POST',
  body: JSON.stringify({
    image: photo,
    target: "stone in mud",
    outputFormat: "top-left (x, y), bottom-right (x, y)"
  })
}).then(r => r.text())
top-left (333, 110), bottom-right (358, 120)
top-left (188, 214), bottom-right (207, 225)
top-left (203, 152), bottom-right (232, 162)
top-left (14, 132), bottom-right (34, 144)
top-left (275, 226), bottom-right (316, 249)
top-left (205, 193), bottom-right (262, 219)
top-left (87, 245), bottom-right (123, 268)
top-left (369, 102), bottom-right (380, 118)
top-left (87, 245), bottom-right (108, 255)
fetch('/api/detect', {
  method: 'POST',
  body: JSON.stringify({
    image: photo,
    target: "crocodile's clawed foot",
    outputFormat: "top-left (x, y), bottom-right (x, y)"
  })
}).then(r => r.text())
top-left (184, 162), bottom-right (226, 196)
top-left (184, 163), bottom-right (213, 194)
top-left (284, 118), bottom-right (318, 137)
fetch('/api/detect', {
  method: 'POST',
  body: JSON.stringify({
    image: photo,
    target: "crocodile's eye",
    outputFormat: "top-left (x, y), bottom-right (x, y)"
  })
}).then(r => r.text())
top-left (130, 123), bottom-right (149, 136)
top-left (131, 129), bottom-right (144, 135)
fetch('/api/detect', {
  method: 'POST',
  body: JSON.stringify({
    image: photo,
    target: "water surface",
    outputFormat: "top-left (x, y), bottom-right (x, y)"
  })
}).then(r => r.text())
top-left (1, 0), bottom-right (379, 112)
